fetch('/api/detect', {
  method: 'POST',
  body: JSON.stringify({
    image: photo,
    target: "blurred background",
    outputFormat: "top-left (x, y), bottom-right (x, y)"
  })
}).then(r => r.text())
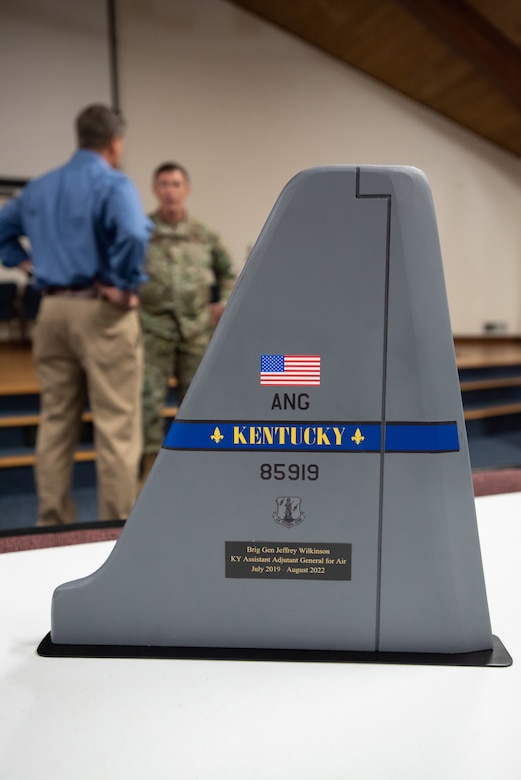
top-left (2, 0), bottom-right (521, 531)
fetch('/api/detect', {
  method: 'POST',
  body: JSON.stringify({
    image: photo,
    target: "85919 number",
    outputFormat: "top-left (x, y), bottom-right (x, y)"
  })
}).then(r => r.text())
top-left (260, 463), bottom-right (319, 481)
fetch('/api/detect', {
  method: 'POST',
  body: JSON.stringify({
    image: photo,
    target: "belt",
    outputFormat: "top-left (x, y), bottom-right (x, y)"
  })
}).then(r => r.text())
top-left (43, 286), bottom-right (98, 298)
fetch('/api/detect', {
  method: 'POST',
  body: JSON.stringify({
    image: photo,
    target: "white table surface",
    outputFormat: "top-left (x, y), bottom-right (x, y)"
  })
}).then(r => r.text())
top-left (1, 493), bottom-right (520, 780)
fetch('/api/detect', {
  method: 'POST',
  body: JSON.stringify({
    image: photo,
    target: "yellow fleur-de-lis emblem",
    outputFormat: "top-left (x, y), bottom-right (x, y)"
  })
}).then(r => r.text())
top-left (351, 427), bottom-right (365, 446)
top-left (210, 426), bottom-right (224, 444)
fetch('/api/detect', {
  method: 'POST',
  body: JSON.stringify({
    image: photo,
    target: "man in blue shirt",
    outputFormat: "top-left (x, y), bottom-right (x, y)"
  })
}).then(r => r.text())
top-left (0, 104), bottom-right (152, 525)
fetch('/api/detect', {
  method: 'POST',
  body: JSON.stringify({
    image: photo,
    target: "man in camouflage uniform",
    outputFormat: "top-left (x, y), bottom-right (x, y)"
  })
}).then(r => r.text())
top-left (140, 162), bottom-right (236, 475)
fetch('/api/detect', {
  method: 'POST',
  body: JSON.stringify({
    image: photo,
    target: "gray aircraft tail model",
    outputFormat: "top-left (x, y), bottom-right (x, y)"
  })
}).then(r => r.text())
top-left (39, 166), bottom-right (511, 666)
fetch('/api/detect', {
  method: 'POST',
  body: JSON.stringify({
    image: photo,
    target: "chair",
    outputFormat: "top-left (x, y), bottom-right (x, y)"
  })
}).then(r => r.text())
top-left (0, 282), bottom-right (20, 340)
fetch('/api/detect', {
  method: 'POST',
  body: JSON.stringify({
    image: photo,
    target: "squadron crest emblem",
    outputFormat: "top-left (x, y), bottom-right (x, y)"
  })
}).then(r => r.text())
top-left (273, 496), bottom-right (305, 528)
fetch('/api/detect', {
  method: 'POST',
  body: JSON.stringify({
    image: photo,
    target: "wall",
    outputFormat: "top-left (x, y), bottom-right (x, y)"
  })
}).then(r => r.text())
top-left (117, 0), bottom-right (521, 334)
top-left (0, 0), bottom-right (111, 178)
top-left (1, 0), bottom-right (521, 333)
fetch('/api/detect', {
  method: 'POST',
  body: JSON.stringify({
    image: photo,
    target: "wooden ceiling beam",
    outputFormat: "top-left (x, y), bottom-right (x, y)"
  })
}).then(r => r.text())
top-left (394, 0), bottom-right (521, 110)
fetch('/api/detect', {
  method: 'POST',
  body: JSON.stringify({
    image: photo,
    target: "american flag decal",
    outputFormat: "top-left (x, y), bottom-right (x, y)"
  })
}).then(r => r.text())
top-left (260, 354), bottom-right (321, 386)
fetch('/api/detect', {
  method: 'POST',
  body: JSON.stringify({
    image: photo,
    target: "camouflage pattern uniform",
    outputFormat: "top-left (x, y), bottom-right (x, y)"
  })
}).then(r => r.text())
top-left (140, 212), bottom-right (236, 454)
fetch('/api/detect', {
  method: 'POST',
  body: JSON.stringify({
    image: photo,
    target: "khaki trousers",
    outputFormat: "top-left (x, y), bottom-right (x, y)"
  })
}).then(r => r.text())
top-left (32, 296), bottom-right (143, 525)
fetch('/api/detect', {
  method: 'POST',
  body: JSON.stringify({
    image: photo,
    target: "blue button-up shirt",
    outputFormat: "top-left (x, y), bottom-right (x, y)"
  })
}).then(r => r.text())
top-left (0, 150), bottom-right (152, 290)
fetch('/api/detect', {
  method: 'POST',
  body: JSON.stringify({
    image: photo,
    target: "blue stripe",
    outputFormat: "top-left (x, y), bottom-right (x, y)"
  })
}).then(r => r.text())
top-left (163, 421), bottom-right (459, 453)
top-left (386, 423), bottom-right (459, 452)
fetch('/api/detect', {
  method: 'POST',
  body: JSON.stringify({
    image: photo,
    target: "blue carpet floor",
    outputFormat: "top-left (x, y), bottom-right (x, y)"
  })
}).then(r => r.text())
top-left (0, 462), bottom-right (99, 532)
top-left (0, 486), bottom-right (99, 531)
top-left (467, 432), bottom-right (521, 470)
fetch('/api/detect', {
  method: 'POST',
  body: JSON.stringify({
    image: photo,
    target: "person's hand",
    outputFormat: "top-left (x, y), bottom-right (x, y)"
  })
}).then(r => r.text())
top-left (18, 259), bottom-right (34, 275)
top-left (97, 283), bottom-right (139, 309)
top-left (209, 302), bottom-right (224, 328)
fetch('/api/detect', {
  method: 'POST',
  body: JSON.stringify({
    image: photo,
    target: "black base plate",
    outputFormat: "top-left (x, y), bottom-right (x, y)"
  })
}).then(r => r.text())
top-left (37, 632), bottom-right (512, 667)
